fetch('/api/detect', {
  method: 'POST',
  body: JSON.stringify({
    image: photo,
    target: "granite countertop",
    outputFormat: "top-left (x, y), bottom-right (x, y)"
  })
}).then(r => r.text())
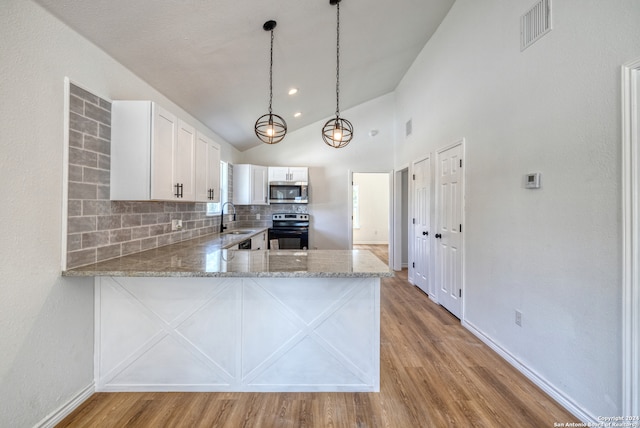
top-left (62, 229), bottom-right (393, 278)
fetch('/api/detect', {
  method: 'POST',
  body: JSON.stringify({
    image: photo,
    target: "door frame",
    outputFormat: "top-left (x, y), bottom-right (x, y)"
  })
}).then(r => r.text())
top-left (393, 165), bottom-right (410, 272)
top-left (434, 139), bottom-right (466, 319)
top-left (348, 170), bottom-right (394, 268)
top-left (622, 56), bottom-right (640, 417)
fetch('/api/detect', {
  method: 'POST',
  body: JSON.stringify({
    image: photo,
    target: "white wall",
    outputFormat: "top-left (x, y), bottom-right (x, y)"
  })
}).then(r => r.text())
top-left (394, 0), bottom-right (640, 419)
top-left (0, 2), bottom-right (239, 427)
top-left (242, 94), bottom-right (396, 250)
top-left (353, 173), bottom-right (389, 244)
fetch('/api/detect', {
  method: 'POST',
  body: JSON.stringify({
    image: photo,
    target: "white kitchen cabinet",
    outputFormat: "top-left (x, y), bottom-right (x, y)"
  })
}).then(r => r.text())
top-left (111, 101), bottom-right (197, 201)
top-left (251, 231), bottom-right (267, 250)
top-left (175, 120), bottom-right (196, 201)
top-left (233, 164), bottom-right (269, 205)
top-left (195, 132), bottom-right (221, 203)
top-left (268, 166), bottom-right (308, 182)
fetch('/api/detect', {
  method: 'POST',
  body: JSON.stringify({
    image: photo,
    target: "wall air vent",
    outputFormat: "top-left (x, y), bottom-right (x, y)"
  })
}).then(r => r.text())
top-left (405, 119), bottom-right (413, 137)
top-left (520, 0), bottom-right (552, 51)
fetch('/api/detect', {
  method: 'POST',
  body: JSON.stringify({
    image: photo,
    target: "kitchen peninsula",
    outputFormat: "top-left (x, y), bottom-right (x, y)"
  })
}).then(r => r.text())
top-left (63, 230), bottom-right (392, 393)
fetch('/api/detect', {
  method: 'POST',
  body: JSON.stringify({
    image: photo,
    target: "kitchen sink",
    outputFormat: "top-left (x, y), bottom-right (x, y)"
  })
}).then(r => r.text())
top-left (222, 229), bottom-right (254, 235)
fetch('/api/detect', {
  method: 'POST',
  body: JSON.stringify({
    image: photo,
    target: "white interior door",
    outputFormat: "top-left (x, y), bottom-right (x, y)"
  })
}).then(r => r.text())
top-left (412, 157), bottom-right (431, 295)
top-left (435, 142), bottom-right (463, 318)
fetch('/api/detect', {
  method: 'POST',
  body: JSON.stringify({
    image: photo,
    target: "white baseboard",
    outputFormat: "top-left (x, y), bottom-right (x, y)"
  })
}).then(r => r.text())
top-left (35, 383), bottom-right (94, 428)
top-left (462, 320), bottom-right (596, 424)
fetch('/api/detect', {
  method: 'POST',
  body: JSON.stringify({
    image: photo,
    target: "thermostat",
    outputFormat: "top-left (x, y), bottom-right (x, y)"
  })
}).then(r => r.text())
top-left (525, 172), bottom-right (541, 189)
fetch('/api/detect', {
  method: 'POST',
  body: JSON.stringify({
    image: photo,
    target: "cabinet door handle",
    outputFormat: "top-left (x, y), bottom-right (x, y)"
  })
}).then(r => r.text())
top-left (175, 183), bottom-right (182, 198)
top-left (422, 231), bottom-right (429, 236)
top-left (435, 233), bottom-right (442, 239)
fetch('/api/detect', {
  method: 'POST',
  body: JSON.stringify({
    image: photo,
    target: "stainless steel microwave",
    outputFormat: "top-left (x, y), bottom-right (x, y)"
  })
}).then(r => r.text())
top-left (269, 182), bottom-right (308, 204)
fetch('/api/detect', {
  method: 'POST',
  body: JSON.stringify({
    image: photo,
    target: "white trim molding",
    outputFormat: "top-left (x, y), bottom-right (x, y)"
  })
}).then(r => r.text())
top-left (35, 383), bottom-right (95, 428)
top-left (463, 320), bottom-right (595, 423)
top-left (61, 77), bottom-right (70, 271)
top-left (622, 57), bottom-right (640, 417)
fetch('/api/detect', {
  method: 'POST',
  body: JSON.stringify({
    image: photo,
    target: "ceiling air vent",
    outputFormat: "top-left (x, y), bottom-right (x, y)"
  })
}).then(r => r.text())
top-left (520, 0), bottom-right (552, 51)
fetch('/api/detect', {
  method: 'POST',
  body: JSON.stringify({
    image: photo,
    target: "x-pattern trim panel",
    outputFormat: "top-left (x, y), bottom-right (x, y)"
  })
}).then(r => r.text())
top-left (95, 276), bottom-right (380, 392)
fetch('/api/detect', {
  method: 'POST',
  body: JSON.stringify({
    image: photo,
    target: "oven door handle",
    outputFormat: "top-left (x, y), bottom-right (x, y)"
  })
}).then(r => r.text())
top-left (270, 230), bottom-right (305, 236)
top-left (272, 222), bottom-right (309, 228)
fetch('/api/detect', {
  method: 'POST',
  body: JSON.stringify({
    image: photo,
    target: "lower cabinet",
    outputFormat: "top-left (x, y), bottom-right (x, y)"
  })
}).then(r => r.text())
top-left (251, 231), bottom-right (267, 250)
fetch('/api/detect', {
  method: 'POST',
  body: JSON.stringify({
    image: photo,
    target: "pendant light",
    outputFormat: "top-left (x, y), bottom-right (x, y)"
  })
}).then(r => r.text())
top-left (255, 20), bottom-right (287, 144)
top-left (322, 0), bottom-right (353, 148)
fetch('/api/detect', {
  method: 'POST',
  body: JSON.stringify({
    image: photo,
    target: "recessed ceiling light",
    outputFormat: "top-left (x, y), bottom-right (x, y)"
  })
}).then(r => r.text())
top-left (294, 112), bottom-right (302, 118)
top-left (288, 88), bottom-right (298, 95)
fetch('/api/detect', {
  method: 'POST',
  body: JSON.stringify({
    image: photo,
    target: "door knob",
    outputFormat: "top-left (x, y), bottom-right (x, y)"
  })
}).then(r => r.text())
top-left (422, 231), bottom-right (428, 236)
top-left (435, 233), bottom-right (442, 239)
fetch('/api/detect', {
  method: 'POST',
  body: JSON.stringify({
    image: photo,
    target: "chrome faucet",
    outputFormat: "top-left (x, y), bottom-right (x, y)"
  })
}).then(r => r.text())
top-left (220, 202), bottom-right (237, 233)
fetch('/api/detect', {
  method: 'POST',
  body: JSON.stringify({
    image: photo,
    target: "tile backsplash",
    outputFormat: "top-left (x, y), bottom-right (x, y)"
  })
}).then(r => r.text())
top-left (65, 84), bottom-right (229, 269)
top-left (235, 204), bottom-right (309, 228)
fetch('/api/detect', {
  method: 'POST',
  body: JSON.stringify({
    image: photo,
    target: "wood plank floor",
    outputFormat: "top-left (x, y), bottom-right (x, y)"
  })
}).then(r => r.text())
top-left (57, 246), bottom-right (577, 427)
top-left (354, 244), bottom-right (389, 265)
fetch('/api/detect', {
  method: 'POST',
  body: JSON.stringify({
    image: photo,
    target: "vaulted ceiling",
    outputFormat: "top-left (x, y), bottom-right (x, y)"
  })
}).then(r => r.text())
top-left (34, 0), bottom-right (455, 151)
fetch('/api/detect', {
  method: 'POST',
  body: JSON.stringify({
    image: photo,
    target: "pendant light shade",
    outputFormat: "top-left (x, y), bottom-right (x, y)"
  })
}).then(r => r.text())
top-left (255, 20), bottom-right (287, 145)
top-left (255, 112), bottom-right (287, 144)
top-left (322, 0), bottom-right (353, 148)
top-left (322, 117), bottom-right (353, 148)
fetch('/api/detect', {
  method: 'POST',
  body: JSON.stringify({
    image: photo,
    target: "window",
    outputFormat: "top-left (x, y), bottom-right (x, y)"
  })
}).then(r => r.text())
top-left (207, 161), bottom-right (228, 215)
top-left (352, 184), bottom-right (360, 229)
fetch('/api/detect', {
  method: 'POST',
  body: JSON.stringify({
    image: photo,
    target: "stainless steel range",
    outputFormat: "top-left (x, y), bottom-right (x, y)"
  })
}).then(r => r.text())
top-left (268, 213), bottom-right (309, 250)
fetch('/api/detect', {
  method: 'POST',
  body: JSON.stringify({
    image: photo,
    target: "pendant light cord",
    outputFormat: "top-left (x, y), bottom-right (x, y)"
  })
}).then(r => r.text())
top-left (269, 28), bottom-right (274, 115)
top-left (335, 1), bottom-right (341, 117)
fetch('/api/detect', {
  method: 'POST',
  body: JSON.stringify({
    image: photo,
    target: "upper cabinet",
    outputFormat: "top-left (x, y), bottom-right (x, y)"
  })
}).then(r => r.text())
top-left (195, 132), bottom-right (221, 203)
top-left (174, 120), bottom-right (196, 201)
top-left (111, 101), bottom-right (216, 202)
top-left (268, 167), bottom-right (308, 182)
top-left (233, 164), bottom-right (268, 205)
